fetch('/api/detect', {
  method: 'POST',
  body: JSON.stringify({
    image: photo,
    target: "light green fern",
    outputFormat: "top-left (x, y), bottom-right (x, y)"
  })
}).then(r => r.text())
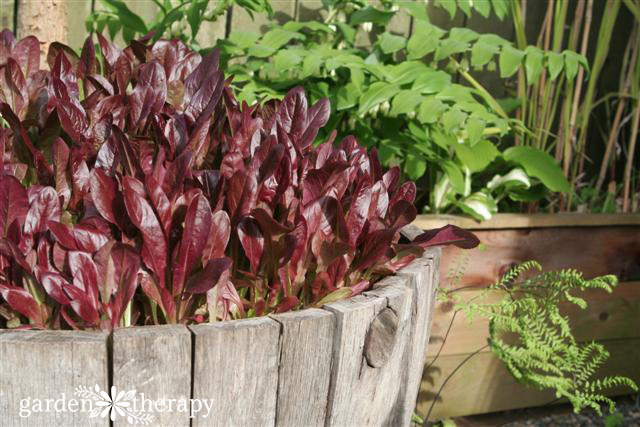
top-left (456, 262), bottom-right (638, 415)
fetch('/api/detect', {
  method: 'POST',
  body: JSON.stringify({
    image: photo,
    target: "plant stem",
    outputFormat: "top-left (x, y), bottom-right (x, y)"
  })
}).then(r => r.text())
top-left (422, 344), bottom-right (489, 426)
top-left (623, 98), bottom-right (640, 212)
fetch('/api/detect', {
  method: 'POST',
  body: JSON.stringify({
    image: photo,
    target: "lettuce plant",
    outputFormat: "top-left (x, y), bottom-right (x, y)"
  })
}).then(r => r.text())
top-left (0, 30), bottom-right (478, 330)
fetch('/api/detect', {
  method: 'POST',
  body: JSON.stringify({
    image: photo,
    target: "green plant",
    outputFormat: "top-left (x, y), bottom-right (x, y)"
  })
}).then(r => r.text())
top-left (216, 0), bottom-right (582, 220)
top-left (0, 31), bottom-right (479, 330)
top-left (86, 0), bottom-right (272, 47)
top-left (88, 0), bottom-right (579, 221)
top-left (423, 261), bottom-right (638, 424)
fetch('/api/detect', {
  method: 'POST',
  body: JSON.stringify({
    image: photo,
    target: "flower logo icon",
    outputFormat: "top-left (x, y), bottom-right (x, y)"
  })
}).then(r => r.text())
top-left (74, 385), bottom-right (153, 425)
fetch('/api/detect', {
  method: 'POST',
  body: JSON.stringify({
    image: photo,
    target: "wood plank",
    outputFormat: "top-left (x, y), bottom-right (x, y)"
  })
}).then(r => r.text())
top-left (436, 226), bottom-right (640, 289)
top-left (417, 337), bottom-right (640, 419)
top-left (413, 213), bottom-right (640, 230)
top-left (324, 278), bottom-right (414, 426)
top-left (190, 317), bottom-right (281, 427)
top-left (112, 325), bottom-right (191, 427)
top-left (17, 0), bottom-right (69, 66)
top-left (270, 308), bottom-right (334, 427)
top-left (66, 0), bottom-right (93, 49)
top-left (428, 281), bottom-right (640, 357)
top-left (0, 330), bottom-right (109, 426)
top-left (389, 248), bottom-right (439, 425)
top-left (0, 0), bottom-right (14, 33)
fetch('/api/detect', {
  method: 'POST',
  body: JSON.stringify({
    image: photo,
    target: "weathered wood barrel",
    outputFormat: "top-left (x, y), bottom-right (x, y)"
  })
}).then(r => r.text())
top-left (0, 248), bottom-right (440, 427)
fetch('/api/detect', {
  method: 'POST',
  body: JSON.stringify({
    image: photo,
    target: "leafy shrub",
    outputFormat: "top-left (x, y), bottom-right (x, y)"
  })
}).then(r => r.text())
top-left (0, 31), bottom-right (478, 330)
top-left (85, 0), bottom-right (578, 221)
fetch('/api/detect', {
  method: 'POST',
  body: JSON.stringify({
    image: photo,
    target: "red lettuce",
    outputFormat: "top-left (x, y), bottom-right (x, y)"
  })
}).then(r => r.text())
top-left (0, 30), bottom-right (478, 329)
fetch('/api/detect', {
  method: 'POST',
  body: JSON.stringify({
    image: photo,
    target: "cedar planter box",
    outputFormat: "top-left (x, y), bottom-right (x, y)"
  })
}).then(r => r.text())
top-left (412, 213), bottom-right (640, 419)
top-left (0, 249), bottom-right (440, 427)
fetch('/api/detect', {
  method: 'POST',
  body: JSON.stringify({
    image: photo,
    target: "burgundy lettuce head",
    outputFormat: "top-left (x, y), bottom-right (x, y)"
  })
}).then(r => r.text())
top-left (0, 31), bottom-right (478, 329)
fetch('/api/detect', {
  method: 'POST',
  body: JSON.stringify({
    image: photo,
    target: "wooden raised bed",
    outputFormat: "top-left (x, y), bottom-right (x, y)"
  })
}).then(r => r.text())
top-left (412, 213), bottom-right (640, 419)
top-left (0, 248), bottom-right (440, 427)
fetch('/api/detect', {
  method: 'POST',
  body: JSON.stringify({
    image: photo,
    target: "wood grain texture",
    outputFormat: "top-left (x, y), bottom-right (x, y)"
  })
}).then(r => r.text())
top-left (436, 226), bottom-right (640, 289)
top-left (428, 281), bottom-right (640, 357)
top-left (270, 308), bottom-right (334, 427)
top-left (413, 213), bottom-right (640, 230)
top-left (112, 325), bottom-right (191, 427)
top-left (417, 337), bottom-right (640, 419)
top-left (324, 278), bottom-right (413, 426)
top-left (390, 248), bottom-right (439, 425)
top-left (190, 317), bottom-right (281, 427)
top-left (17, 0), bottom-right (68, 66)
top-left (0, 330), bottom-right (109, 427)
top-left (0, 0), bottom-right (14, 33)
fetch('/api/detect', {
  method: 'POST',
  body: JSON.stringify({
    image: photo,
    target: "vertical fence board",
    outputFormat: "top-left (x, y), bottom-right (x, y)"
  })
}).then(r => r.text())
top-left (190, 317), bottom-right (281, 427)
top-left (112, 325), bottom-right (191, 427)
top-left (0, 0), bottom-right (14, 32)
top-left (66, 0), bottom-right (93, 49)
top-left (270, 308), bottom-right (334, 427)
top-left (324, 279), bottom-right (413, 426)
top-left (0, 330), bottom-right (109, 427)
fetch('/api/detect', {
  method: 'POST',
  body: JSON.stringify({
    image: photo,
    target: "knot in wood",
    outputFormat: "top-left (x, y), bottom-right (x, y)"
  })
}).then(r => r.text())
top-left (363, 307), bottom-right (399, 368)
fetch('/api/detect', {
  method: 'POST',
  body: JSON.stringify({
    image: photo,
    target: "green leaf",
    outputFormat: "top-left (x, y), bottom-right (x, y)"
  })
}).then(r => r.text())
top-left (404, 152), bottom-right (427, 180)
top-left (458, 192), bottom-right (498, 221)
top-left (315, 288), bottom-right (352, 306)
top-left (407, 24), bottom-right (445, 59)
top-left (431, 128), bottom-right (457, 149)
top-left (563, 51), bottom-right (588, 81)
top-left (454, 139), bottom-right (499, 172)
top-left (358, 82), bottom-right (400, 115)
top-left (412, 69), bottom-right (452, 93)
top-left (491, 0), bottom-right (510, 20)
top-left (466, 116), bottom-right (486, 145)
top-left (441, 108), bottom-right (468, 134)
top-left (247, 44), bottom-right (275, 58)
top-left (441, 160), bottom-right (465, 194)
top-left (525, 46), bottom-right (544, 84)
top-left (471, 40), bottom-right (500, 68)
top-left (435, 38), bottom-right (469, 61)
top-left (336, 22), bottom-right (357, 44)
top-left (260, 28), bottom-right (305, 50)
top-left (475, 0), bottom-right (491, 17)
top-left (336, 83), bottom-right (361, 111)
top-left (546, 51), bottom-right (564, 80)
top-left (302, 53), bottom-right (322, 77)
top-left (503, 146), bottom-right (570, 192)
top-left (487, 168), bottom-right (531, 190)
top-left (350, 6), bottom-right (395, 25)
top-left (228, 31), bottom-right (261, 49)
top-left (457, 0), bottom-right (472, 17)
top-left (378, 32), bottom-right (406, 54)
top-left (418, 97), bottom-right (447, 123)
top-left (390, 90), bottom-right (424, 116)
top-left (435, 0), bottom-right (457, 19)
top-left (99, 0), bottom-right (148, 33)
top-left (273, 50), bottom-right (302, 71)
top-left (499, 45), bottom-right (525, 78)
top-left (401, 2), bottom-right (429, 22)
top-left (388, 61), bottom-right (429, 85)
top-left (350, 66), bottom-right (365, 90)
top-left (450, 28), bottom-right (479, 44)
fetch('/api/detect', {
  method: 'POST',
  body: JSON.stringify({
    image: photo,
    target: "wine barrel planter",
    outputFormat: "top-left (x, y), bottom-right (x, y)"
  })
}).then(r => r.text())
top-left (0, 247), bottom-right (440, 427)
top-left (412, 213), bottom-right (640, 419)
